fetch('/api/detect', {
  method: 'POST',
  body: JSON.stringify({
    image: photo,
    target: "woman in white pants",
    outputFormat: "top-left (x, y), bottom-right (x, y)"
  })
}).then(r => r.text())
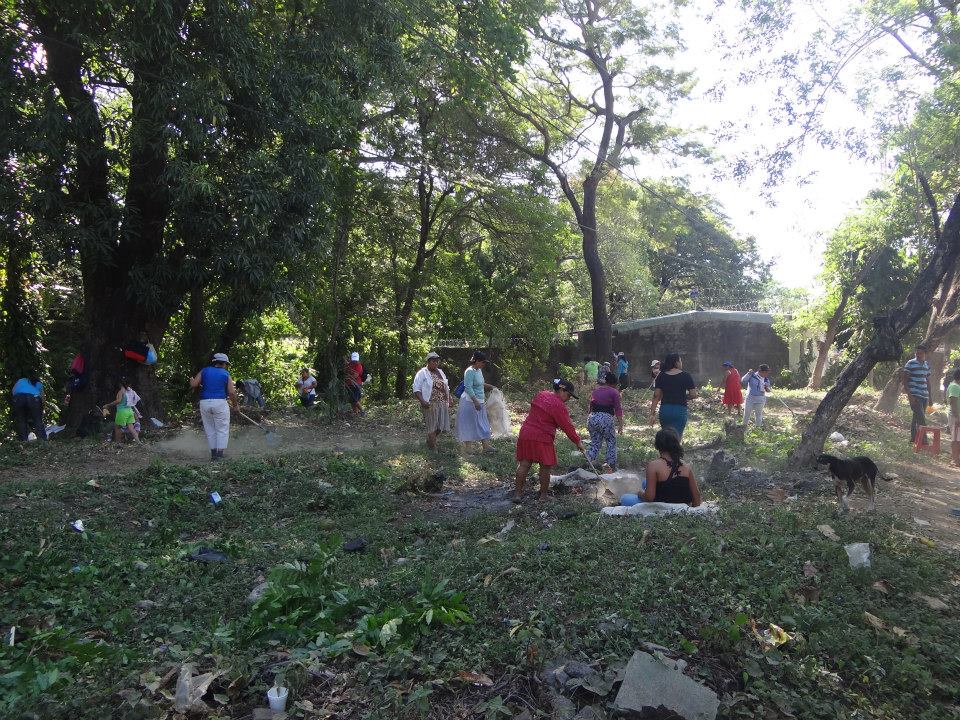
top-left (189, 352), bottom-right (239, 460)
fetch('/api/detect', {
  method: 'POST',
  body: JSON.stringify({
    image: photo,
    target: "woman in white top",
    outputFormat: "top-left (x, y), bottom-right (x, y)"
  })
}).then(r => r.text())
top-left (412, 351), bottom-right (451, 451)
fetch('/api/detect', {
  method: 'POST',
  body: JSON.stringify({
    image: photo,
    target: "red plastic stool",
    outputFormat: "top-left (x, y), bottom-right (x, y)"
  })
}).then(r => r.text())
top-left (913, 426), bottom-right (941, 454)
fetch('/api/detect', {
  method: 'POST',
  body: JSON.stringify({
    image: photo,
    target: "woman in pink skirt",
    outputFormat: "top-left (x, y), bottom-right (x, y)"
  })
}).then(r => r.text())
top-left (514, 379), bottom-right (585, 502)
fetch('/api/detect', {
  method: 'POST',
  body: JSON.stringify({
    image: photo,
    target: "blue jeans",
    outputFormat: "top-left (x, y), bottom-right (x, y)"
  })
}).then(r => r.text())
top-left (658, 403), bottom-right (688, 439)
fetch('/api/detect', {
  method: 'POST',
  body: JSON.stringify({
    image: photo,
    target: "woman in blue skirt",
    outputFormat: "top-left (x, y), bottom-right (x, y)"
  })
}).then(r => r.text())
top-left (649, 352), bottom-right (697, 440)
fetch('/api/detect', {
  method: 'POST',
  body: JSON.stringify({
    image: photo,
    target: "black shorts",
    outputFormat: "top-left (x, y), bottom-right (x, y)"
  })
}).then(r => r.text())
top-left (618, 373), bottom-right (629, 389)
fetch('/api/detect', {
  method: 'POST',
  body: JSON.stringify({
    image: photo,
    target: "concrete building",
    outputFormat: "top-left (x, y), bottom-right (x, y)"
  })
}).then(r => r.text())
top-left (557, 310), bottom-right (790, 387)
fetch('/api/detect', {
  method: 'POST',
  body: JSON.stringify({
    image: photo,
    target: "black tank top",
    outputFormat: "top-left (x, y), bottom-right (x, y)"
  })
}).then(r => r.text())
top-left (654, 460), bottom-right (693, 505)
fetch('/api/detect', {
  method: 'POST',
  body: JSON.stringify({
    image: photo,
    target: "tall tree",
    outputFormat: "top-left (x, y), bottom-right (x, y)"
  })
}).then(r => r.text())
top-left (9, 0), bottom-right (400, 428)
top-left (478, 0), bottom-right (694, 357)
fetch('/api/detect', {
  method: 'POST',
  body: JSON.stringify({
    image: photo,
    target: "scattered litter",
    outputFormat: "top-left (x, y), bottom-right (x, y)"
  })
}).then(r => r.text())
top-left (845, 542), bottom-right (871, 569)
top-left (7, 627), bottom-right (14, 647)
top-left (756, 622), bottom-right (793, 649)
top-left (951, 508), bottom-right (960, 517)
top-left (133, 560), bottom-right (148, 571)
top-left (86, 479), bottom-right (101, 490)
top-left (537, 542), bottom-right (551, 552)
top-left (209, 491), bottom-right (223, 506)
top-left (136, 599), bottom-right (158, 610)
top-left (911, 593), bottom-right (949, 610)
top-left (246, 582), bottom-right (270, 605)
top-left (802, 561), bottom-right (818, 578)
top-left (601, 501), bottom-right (719, 518)
top-left (45, 424), bottom-right (66, 436)
top-left (571, 450), bottom-right (584, 457)
top-left (188, 547), bottom-right (228, 563)
top-left (149, 417), bottom-right (164, 428)
top-left (267, 685), bottom-right (289, 713)
top-left (342, 538), bottom-right (367, 553)
top-left (816, 524), bottom-right (840, 541)
top-left (912, 517), bottom-right (930, 527)
top-left (173, 665), bottom-right (223, 713)
top-left (871, 580), bottom-right (892, 594)
top-left (828, 431), bottom-right (845, 443)
top-left (478, 520), bottom-right (516, 544)
top-left (601, 472), bottom-right (645, 498)
top-left (70, 520), bottom-right (85, 533)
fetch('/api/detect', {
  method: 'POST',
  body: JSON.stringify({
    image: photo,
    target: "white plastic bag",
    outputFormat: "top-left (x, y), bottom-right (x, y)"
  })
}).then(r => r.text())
top-left (844, 542), bottom-right (871, 569)
top-left (486, 388), bottom-right (512, 438)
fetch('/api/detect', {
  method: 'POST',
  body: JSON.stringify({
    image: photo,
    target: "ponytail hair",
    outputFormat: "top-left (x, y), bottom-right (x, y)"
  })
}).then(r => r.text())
top-left (654, 428), bottom-right (684, 470)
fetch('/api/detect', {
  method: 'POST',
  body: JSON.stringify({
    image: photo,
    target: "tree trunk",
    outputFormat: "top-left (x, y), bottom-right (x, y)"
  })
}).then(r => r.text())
top-left (582, 179), bottom-right (611, 358)
top-left (791, 193), bottom-right (960, 466)
top-left (807, 293), bottom-right (849, 390)
top-left (874, 370), bottom-right (902, 413)
top-left (185, 285), bottom-right (210, 371)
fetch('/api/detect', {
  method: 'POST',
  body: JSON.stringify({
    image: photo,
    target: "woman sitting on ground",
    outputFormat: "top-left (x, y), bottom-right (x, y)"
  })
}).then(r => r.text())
top-left (643, 428), bottom-right (702, 507)
top-left (587, 371), bottom-right (623, 472)
top-left (514, 379), bottom-right (586, 502)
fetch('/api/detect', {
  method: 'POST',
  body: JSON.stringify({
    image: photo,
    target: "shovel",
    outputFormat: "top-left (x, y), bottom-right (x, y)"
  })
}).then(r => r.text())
top-left (236, 409), bottom-right (279, 446)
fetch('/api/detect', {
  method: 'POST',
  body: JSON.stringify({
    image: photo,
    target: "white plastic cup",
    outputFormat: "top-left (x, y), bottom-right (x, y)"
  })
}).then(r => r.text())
top-left (267, 686), bottom-right (289, 712)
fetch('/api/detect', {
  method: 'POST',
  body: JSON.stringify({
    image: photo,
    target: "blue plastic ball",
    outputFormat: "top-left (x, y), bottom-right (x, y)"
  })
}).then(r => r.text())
top-left (620, 493), bottom-right (640, 506)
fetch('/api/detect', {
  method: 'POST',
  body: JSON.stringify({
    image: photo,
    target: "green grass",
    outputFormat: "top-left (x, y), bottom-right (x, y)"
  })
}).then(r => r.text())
top-left (2, 440), bottom-right (958, 719)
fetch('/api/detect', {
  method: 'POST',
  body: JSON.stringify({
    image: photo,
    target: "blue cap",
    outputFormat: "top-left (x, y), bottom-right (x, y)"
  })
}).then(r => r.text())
top-left (722, 361), bottom-right (733, 367)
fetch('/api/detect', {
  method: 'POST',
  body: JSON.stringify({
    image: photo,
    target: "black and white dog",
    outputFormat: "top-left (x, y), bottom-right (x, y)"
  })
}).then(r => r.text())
top-left (817, 454), bottom-right (879, 512)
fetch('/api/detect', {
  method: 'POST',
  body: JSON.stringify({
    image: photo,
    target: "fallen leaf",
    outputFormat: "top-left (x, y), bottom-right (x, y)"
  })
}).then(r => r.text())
top-left (457, 671), bottom-right (494, 687)
top-left (912, 593), bottom-right (949, 610)
top-left (352, 643), bottom-right (372, 656)
top-left (360, 578), bottom-right (378, 588)
top-left (871, 580), bottom-right (892, 595)
top-left (766, 488), bottom-right (787, 503)
top-left (483, 575), bottom-right (493, 587)
top-left (863, 612), bottom-right (886, 630)
top-left (802, 561), bottom-right (818, 578)
top-left (890, 627), bottom-right (919, 646)
top-left (817, 525), bottom-right (840, 541)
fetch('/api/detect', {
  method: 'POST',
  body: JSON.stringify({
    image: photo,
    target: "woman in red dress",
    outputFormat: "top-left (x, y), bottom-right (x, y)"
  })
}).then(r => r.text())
top-left (721, 361), bottom-right (743, 416)
top-left (514, 379), bottom-right (586, 502)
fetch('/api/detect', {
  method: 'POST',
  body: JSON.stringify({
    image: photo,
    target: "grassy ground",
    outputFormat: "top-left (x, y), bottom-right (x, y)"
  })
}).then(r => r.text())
top-left (1, 389), bottom-right (958, 719)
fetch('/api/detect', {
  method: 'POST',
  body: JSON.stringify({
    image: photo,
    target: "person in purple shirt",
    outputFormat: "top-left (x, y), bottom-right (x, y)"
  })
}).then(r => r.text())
top-left (586, 371), bottom-right (624, 471)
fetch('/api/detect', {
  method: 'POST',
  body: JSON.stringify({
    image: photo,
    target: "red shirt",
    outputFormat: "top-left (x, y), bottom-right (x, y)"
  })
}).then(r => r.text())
top-left (518, 390), bottom-right (581, 445)
top-left (345, 361), bottom-right (364, 387)
top-left (723, 367), bottom-right (743, 404)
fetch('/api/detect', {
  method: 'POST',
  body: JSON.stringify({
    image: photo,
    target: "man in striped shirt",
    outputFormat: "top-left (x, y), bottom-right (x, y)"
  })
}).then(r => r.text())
top-left (902, 343), bottom-right (931, 444)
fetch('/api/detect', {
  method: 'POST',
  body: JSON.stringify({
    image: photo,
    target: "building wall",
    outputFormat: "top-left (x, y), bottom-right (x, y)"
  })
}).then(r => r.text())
top-left (551, 311), bottom-right (789, 387)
